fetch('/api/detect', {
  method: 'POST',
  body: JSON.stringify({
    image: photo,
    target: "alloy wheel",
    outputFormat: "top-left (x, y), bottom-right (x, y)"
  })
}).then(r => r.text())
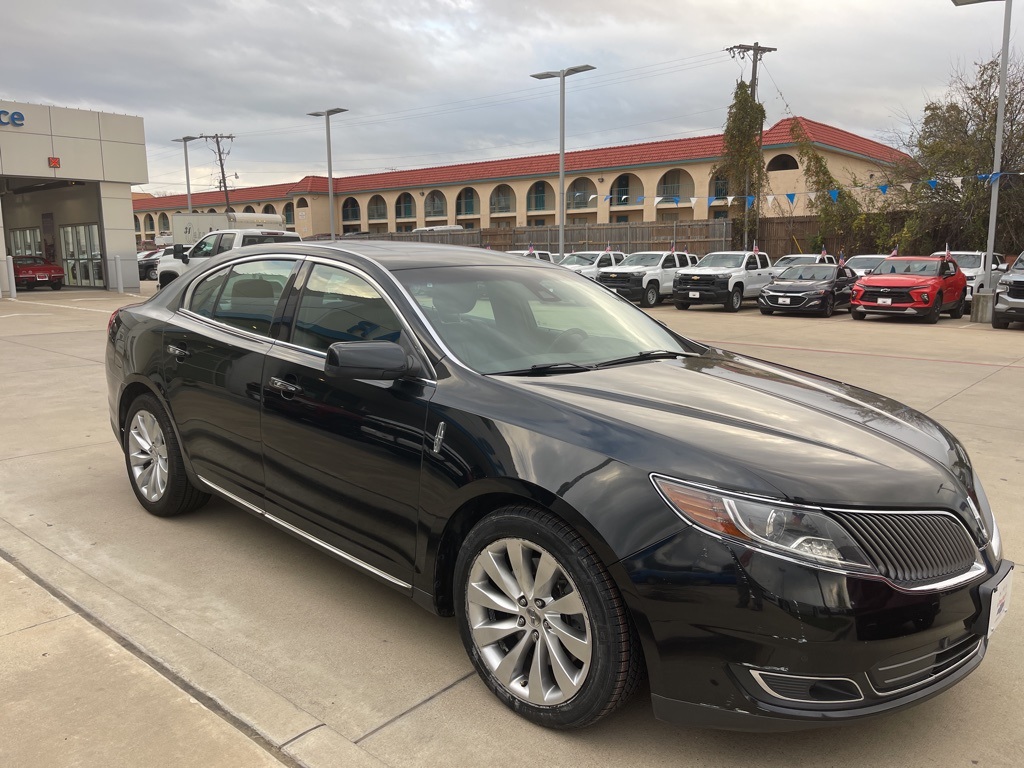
top-left (127, 410), bottom-right (169, 502)
top-left (466, 537), bottom-right (592, 706)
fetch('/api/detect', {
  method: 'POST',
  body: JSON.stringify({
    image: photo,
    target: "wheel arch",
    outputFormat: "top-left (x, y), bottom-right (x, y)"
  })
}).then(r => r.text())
top-left (117, 377), bottom-right (198, 482)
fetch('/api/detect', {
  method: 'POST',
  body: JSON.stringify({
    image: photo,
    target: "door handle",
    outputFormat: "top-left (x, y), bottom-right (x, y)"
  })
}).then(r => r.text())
top-left (267, 377), bottom-right (303, 396)
top-left (166, 344), bottom-right (190, 359)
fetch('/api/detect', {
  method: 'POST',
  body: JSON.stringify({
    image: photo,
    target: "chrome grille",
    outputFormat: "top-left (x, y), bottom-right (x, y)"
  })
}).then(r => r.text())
top-left (764, 294), bottom-right (809, 308)
top-left (676, 275), bottom-right (718, 288)
top-left (828, 511), bottom-right (978, 586)
top-left (860, 287), bottom-right (913, 303)
top-left (1007, 284), bottom-right (1024, 300)
top-left (868, 634), bottom-right (981, 694)
top-left (599, 274), bottom-right (638, 289)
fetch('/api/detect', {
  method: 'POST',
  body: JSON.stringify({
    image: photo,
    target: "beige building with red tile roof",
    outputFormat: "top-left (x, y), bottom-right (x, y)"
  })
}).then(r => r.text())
top-left (133, 117), bottom-right (905, 244)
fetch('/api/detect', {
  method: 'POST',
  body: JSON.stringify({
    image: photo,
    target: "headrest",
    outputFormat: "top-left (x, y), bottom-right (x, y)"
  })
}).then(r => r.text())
top-left (432, 284), bottom-right (478, 319)
top-left (231, 278), bottom-right (275, 299)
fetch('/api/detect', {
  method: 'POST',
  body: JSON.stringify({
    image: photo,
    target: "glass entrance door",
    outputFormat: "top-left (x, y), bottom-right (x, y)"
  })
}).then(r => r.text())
top-left (60, 224), bottom-right (104, 287)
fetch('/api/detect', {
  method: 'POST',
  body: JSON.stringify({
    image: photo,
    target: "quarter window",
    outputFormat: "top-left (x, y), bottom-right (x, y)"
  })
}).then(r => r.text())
top-left (291, 264), bottom-right (403, 353)
top-left (191, 236), bottom-right (218, 259)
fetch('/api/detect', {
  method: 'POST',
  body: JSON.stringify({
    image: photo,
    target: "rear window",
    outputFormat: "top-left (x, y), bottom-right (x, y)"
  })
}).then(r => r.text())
top-left (240, 234), bottom-right (302, 246)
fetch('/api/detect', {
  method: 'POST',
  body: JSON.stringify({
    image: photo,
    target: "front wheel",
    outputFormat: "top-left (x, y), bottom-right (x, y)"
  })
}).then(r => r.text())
top-left (123, 394), bottom-right (210, 517)
top-left (819, 294), bottom-right (835, 318)
top-left (640, 282), bottom-right (659, 308)
top-left (992, 317), bottom-right (1010, 329)
top-left (455, 505), bottom-right (642, 729)
top-left (673, 301), bottom-right (689, 310)
top-left (851, 308), bottom-right (866, 320)
top-left (147, 267), bottom-right (158, 281)
top-left (924, 293), bottom-right (942, 324)
top-left (724, 286), bottom-right (743, 312)
top-left (948, 292), bottom-right (965, 319)
top-left (759, 307), bottom-right (773, 315)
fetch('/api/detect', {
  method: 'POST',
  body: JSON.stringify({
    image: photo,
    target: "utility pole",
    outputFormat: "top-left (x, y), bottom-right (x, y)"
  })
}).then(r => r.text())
top-left (727, 42), bottom-right (776, 250)
top-left (200, 133), bottom-right (236, 210)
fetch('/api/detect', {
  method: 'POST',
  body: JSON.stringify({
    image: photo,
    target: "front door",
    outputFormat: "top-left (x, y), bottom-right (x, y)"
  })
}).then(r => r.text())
top-left (261, 261), bottom-right (433, 584)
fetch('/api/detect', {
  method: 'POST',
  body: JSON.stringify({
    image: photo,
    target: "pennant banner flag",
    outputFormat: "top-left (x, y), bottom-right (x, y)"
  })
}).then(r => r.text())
top-left (726, 196), bottom-right (735, 205)
top-left (589, 194), bottom-right (598, 201)
top-left (786, 193), bottom-right (796, 205)
top-left (926, 179), bottom-right (938, 190)
top-left (636, 195), bottom-right (645, 202)
top-left (707, 196), bottom-right (716, 206)
top-left (901, 182), bottom-right (913, 192)
top-left (953, 177), bottom-right (963, 189)
top-left (746, 195), bottom-right (755, 208)
top-left (828, 190), bottom-right (839, 203)
top-left (807, 192), bottom-right (817, 202)
top-left (878, 185), bottom-right (889, 195)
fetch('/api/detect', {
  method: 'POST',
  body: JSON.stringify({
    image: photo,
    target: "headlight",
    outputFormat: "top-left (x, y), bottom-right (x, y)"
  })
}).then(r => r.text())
top-left (803, 289), bottom-right (827, 297)
top-left (965, 275), bottom-right (977, 282)
top-left (652, 477), bottom-right (876, 572)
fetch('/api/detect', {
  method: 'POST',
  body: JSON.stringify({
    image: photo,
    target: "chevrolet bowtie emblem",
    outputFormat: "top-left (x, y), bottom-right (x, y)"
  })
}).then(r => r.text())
top-left (691, 276), bottom-right (699, 280)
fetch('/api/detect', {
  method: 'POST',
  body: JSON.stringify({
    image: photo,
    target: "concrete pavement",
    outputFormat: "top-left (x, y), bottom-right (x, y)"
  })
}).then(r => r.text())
top-left (1, 284), bottom-right (1021, 767)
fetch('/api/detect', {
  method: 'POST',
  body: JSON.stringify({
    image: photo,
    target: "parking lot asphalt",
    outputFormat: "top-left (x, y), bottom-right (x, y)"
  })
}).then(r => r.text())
top-left (1, 284), bottom-right (1021, 767)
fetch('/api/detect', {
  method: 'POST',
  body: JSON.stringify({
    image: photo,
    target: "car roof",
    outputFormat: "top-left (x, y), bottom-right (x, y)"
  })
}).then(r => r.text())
top-left (244, 240), bottom-right (542, 272)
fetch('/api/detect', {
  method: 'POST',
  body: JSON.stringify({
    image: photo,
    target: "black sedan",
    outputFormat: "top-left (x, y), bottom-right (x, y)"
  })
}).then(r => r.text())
top-left (758, 264), bottom-right (859, 316)
top-left (105, 241), bottom-right (1012, 731)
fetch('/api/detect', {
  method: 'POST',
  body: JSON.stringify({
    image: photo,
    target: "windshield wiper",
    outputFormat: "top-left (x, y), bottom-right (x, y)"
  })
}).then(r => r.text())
top-left (492, 362), bottom-right (597, 376)
top-left (595, 350), bottom-right (685, 368)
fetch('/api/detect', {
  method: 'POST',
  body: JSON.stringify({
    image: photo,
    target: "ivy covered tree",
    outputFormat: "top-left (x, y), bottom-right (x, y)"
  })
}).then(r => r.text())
top-left (714, 80), bottom-right (766, 247)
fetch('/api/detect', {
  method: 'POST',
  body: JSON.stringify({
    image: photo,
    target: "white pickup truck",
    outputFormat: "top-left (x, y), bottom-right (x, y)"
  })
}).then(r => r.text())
top-left (597, 250), bottom-right (701, 307)
top-left (558, 250), bottom-right (626, 279)
top-left (157, 228), bottom-right (302, 288)
top-left (766, 253), bottom-right (837, 278)
top-left (672, 250), bottom-right (773, 311)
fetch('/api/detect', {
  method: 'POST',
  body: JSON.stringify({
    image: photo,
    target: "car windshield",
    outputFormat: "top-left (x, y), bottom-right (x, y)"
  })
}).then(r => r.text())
top-left (396, 264), bottom-right (700, 374)
top-left (560, 253), bottom-right (597, 266)
top-left (696, 253), bottom-right (744, 268)
top-left (774, 256), bottom-right (812, 267)
top-left (620, 253), bottom-right (662, 267)
top-left (14, 257), bottom-right (46, 266)
top-left (846, 256), bottom-right (884, 270)
top-left (875, 259), bottom-right (941, 276)
top-left (779, 265), bottom-right (837, 281)
top-left (1012, 254), bottom-right (1024, 271)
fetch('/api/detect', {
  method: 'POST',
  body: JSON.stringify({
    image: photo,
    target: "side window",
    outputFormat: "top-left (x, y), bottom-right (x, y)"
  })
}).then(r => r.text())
top-left (759, 255), bottom-right (770, 269)
top-left (745, 256), bottom-right (757, 270)
top-left (189, 269), bottom-right (229, 318)
top-left (663, 256), bottom-right (676, 269)
top-left (191, 235), bottom-right (217, 259)
top-left (598, 255), bottom-right (612, 268)
top-left (215, 233), bottom-right (236, 254)
top-left (291, 264), bottom-right (403, 353)
top-left (211, 259), bottom-right (295, 336)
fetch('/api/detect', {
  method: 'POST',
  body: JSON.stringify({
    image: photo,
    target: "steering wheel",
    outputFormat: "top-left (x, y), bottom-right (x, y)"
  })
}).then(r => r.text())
top-left (547, 327), bottom-right (589, 352)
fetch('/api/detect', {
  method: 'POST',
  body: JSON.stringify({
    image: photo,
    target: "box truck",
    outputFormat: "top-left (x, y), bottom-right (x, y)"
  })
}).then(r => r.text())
top-left (171, 212), bottom-right (286, 246)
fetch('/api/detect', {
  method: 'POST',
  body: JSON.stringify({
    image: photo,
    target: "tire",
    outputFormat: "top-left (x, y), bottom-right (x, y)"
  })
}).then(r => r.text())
top-left (759, 308), bottom-right (773, 315)
top-left (673, 301), bottom-right (690, 310)
top-left (948, 292), bottom-right (965, 319)
top-left (50, 281), bottom-right (63, 291)
top-left (819, 294), bottom-right (835, 318)
top-left (123, 394), bottom-right (210, 517)
top-left (924, 293), bottom-right (942, 324)
top-left (851, 309), bottom-right (866, 321)
top-left (992, 317), bottom-right (1010, 329)
top-left (147, 267), bottom-right (158, 281)
top-left (640, 283), bottom-right (659, 308)
top-left (724, 285), bottom-right (743, 312)
top-left (23, 283), bottom-right (35, 291)
top-left (455, 505), bottom-right (642, 729)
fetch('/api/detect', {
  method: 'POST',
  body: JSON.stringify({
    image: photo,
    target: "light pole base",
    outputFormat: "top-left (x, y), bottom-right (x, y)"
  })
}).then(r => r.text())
top-left (969, 292), bottom-right (994, 323)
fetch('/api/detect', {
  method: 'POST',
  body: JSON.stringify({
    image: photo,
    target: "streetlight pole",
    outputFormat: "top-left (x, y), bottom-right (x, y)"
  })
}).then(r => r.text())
top-left (172, 135), bottom-right (199, 214)
top-left (952, 0), bottom-right (1012, 319)
top-left (531, 65), bottom-right (595, 259)
top-left (308, 108), bottom-right (348, 241)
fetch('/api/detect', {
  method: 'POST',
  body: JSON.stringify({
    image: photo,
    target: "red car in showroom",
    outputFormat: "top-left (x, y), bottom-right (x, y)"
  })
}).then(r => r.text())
top-left (851, 255), bottom-right (966, 323)
top-left (13, 256), bottom-right (65, 290)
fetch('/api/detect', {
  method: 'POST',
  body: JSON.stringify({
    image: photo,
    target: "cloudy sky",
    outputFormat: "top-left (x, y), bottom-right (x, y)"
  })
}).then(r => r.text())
top-left (3, 0), bottom-right (1017, 196)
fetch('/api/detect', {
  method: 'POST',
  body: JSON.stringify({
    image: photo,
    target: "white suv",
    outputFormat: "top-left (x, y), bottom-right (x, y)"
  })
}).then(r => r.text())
top-left (157, 229), bottom-right (302, 288)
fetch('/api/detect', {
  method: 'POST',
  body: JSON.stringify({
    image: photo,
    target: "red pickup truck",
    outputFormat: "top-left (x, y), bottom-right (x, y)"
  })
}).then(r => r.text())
top-left (850, 255), bottom-right (966, 323)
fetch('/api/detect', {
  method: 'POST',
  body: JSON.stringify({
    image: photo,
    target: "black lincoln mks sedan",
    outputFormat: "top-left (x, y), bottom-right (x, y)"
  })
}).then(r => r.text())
top-left (105, 241), bottom-right (1012, 731)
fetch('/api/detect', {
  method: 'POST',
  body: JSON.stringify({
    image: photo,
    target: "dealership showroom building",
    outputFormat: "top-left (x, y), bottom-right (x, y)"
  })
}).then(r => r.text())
top-left (0, 98), bottom-right (146, 296)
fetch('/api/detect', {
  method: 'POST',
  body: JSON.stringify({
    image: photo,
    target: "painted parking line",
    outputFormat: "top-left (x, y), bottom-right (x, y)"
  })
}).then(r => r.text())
top-left (0, 313), bottom-right (52, 318)
top-left (3, 300), bottom-right (114, 314)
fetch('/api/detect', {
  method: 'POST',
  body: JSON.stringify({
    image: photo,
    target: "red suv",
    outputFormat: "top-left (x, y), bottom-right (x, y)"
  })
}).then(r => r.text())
top-left (851, 256), bottom-right (967, 323)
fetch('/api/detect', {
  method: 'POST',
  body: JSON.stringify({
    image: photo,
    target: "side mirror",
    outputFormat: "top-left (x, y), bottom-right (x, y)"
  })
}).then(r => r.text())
top-left (324, 340), bottom-right (417, 381)
top-left (865, 269), bottom-right (873, 275)
top-left (173, 244), bottom-right (188, 264)
top-left (997, 263), bottom-right (1008, 272)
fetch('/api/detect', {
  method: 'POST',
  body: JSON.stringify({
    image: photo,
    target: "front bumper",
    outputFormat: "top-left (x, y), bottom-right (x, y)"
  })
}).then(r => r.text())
top-left (851, 300), bottom-right (931, 317)
top-left (993, 287), bottom-right (1024, 323)
top-left (599, 277), bottom-right (644, 301)
top-left (673, 284), bottom-right (730, 305)
top-left (758, 292), bottom-right (830, 312)
top-left (620, 526), bottom-right (1012, 730)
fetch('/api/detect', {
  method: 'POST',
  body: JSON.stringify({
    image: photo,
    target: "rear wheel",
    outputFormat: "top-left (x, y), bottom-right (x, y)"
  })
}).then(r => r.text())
top-left (948, 292), bottom-right (965, 319)
top-left (759, 308), bottom-right (773, 316)
top-left (455, 505), bottom-right (642, 729)
top-left (640, 283), bottom-right (659, 308)
top-left (851, 309), bottom-right (866, 321)
top-left (50, 281), bottom-right (63, 291)
top-left (724, 285), bottom-right (743, 312)
top-left (147, 267), bottom-right (159, 281)
top-left (673, 301), bottom-right (690, 310)
top-left (23, 283), bottom-right (35, 291)
top-left (123, 394), bottom-right (210, 517)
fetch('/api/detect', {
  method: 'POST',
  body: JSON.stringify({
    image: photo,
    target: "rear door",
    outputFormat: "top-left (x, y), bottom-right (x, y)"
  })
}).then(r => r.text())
top-left (161, 256), bottom-right (299, 504)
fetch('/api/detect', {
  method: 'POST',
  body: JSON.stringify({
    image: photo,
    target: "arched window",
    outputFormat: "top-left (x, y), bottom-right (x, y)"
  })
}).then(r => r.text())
top-left (226, 206), bottom-right (235, 213)
top-left (262, 203), bottom-right (276, 214)
top-left (610, 174), bottom-right (643, 206)
top-left (342, 197), bottom-right (361, 222)
top-left (206, 208), bottom-right (218, 214)
top-left (367, 195), bottom-right (387, 220)
top-left (526, 181), bottom-right (554, 211)
top-left (656, 169), bottom-right (695, 201)
top-left (296, 197), bottom-right (309, 208)
top-left (490, 184), bottom-right (516, 214)
top-left (456, 188), bottom-right (478, 216)
top-left (567, 178), bottom-right (597, 209)
top-left (395, 193), bottom-right (415, 219)
top-left (144, 214), bottom-right (155, 232)
top-left (710, 176), bottom-right (729, 199)
top-left (157, 213), bottom-right (169, 231)
top-left (767, 154), bottom-right (799, 172)
top-left (425, 190), bottom-right (447, 218)
top-left (243, 205), bottom-right (256, 213)
top-left (284, 202), bottom-right (295, 225)
top-left (134, 216), bottom-right (141, 233)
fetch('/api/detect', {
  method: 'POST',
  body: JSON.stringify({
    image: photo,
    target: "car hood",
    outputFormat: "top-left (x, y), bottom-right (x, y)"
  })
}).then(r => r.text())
top-left (765, 279), bottom-right (833, 293)
top-left (493, 349), bottom-right (981, 522)
top-left (857, 274), bottom-right (938, 287)
top-left (599, 265), bottom-right (653, 275)
top-left (676, 266), bottom-right (739, 275)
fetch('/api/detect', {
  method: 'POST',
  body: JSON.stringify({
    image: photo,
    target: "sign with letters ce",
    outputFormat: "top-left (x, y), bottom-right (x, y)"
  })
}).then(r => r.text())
top-left (0, 110), bottom-right (26, 127)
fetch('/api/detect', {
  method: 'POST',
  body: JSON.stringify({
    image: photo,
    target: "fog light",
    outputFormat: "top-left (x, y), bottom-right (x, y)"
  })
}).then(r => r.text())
top-left (922, 293), bottom-right (930, 302)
